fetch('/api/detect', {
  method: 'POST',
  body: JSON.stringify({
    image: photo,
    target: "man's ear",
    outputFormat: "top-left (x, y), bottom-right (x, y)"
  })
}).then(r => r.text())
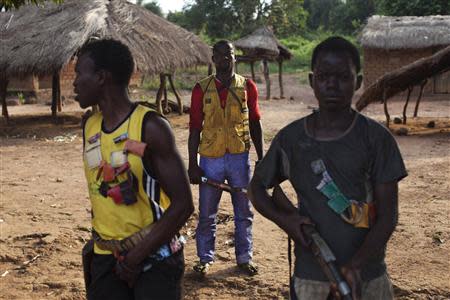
top-left (96, 69), bottom-right (107, 86)
top-left (308, 72), bottom-right (314, 89)
top-left (355, 74), bottom-right (363, 91)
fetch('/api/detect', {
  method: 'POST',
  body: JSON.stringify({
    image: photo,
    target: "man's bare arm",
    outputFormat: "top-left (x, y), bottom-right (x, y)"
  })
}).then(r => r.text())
top-left (249, 175), bottom-right (312, 246)
top-left (126, 114), bottom-right (194, 265)
top-left (348, 182), bottom-right (399, 270)
top-left (249, 120), bottom-right (264, 161)
top-left (188, 128), bottom-right (203, 184)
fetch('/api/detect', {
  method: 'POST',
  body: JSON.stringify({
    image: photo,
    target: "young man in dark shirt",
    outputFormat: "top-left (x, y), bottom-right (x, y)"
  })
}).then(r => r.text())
top-left (249, 36), bottom-right (407, 299)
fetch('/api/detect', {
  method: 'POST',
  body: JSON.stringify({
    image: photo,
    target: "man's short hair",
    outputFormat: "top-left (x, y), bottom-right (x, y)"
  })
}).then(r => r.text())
top-left (311, 36), bottom-right (361, 73)
top-left (78, 39), bottom-right (134, 86)
top-left (212, 40), bottom-right (234, 54)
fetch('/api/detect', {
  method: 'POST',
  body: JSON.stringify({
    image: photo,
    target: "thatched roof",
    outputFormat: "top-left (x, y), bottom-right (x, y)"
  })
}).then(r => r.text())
top-left (0, 0), bottom-right (211, 78)
top-left (360, 15), bottom-right (450, 50)
top-left (234, 26), bottom-right (292, 61)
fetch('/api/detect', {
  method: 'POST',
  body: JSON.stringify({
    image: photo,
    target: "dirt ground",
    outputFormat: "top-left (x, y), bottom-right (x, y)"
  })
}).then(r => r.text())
top-left (1, 74), bottom-right (449, 299)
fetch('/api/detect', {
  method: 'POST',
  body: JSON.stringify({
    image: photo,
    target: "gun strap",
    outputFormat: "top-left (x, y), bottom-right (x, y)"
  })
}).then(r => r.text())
top-left (92, 223), bottom-right (154, 253)
top-left (288, 237), bottom-right (299, 300)
top-left (288, 237), bottom-right (292, 278)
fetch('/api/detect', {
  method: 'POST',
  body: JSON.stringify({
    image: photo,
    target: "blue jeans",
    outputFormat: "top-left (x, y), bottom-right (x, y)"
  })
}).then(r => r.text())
top-left (196, 152), bottom-right (253, 264)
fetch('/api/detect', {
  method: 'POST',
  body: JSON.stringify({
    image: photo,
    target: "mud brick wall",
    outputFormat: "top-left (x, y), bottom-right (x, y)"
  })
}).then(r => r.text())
top-left (362, 47), bottom-right (436, 95)
top-left (58, 60), bottom-right (143, 97)
top-left (59, 60), bottom-right (76, 97)
top-left (8, 76), bottom-right (39, 92)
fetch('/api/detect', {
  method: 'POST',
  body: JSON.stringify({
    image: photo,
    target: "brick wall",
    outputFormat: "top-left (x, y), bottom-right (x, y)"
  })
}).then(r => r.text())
top-left (59, 60), bottom-right (76, 98)
top-left (8, 76), bottom-right (39, 92)
top-left (58, 59), bottom-right (143, 96)
top-left (363, 47), bottom-right (437, 95)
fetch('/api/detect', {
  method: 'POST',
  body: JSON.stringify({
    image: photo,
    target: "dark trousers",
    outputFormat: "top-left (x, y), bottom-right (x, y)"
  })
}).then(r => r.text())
top-left (87, 250), bottom-right (184, 300)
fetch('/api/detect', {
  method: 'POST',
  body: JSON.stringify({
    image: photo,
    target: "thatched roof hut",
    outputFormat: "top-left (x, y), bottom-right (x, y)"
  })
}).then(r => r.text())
top-left (233, 26), bottom-right (293, 99)
top-left (0, 0), bottom-right (211, 78)
top-left (360, 15), bottom-right (450, 50)
top-left (234, 26), bottom-right (292, 61)
top-left (0, 0), bottom-right (211, 119)
top-left (360, 15), bottom-right (450, 95)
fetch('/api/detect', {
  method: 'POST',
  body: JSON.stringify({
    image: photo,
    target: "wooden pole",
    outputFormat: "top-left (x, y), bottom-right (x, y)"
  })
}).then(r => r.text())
top-left (163, 75), bottom-right (168, 113)
top-left (250, 62), bottom-right (256, 82)
top-left (168, 73), bottom-right (183, 115)
top-left (263, 59), bottom-right (270, 100)
top-left (413, 79), bottom-right (427, 117)
top-left (57, 72), bottom-right (62, 112)
top-left (155, 73), bottom-right (166, 115)
top-left (402, 86), bottom-right (413, 124)
top-left (0, 78), bottom-right (9, 123)
top-left (278, 59), bottom-right (284, 99)
top-left (51, 71), bottom-right (60, 119)
top-left (208, 63), bottom-right (213, 76)
top-left (383, 88), bottom-right (390, 128)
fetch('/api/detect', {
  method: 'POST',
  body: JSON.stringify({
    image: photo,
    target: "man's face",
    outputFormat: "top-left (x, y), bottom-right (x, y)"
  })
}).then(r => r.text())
top-left (73, 54), bottom-right (102, 109)
top-left (309, 51), bottom-right (362, 112)
top-left (212, 43), bottom-right (235, 73)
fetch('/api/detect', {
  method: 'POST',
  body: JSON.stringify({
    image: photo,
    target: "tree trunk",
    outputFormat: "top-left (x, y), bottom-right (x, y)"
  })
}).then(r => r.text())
top-left (168, 73), bottom-right (183, 115)
top-left (263, 60), bottom-right (270, 100)
top-left (278, 59), bottom-right (284, 99)
top-left (402, 86), bottom-right (413, 124)
top-left (356, 45), bottom-right (450, 111)
top-left (0, 78), bottom-right (8, 122)
top-left (414, 80), bottom-right (427, 117)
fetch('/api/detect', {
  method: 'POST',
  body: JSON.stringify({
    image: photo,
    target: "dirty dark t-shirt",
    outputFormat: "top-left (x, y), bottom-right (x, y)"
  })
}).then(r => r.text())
top-left (254, 111), bottom-right (407, 281)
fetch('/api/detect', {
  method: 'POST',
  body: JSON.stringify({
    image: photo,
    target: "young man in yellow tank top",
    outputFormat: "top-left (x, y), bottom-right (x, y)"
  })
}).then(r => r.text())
top-left (74, 39), bottom-right (193, 300)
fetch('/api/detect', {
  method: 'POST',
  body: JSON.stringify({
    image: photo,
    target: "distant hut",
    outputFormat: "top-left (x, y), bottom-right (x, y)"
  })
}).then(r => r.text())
top-left (234, 27), bottom-right (292, 100)
top-left (0, 0), bottom-right (211, 121)
top-left (360, 15), bottom-right (450, 95)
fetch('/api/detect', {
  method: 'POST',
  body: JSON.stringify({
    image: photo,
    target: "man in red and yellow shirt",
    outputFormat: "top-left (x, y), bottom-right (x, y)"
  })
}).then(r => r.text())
top-left (188, 40), bottom-right (263, 276)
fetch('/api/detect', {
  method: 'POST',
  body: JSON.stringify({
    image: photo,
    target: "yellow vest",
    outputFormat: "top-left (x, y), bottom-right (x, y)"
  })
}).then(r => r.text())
top-left (83, 104), bottom-right (171, 254)
top-left (198, 74), bottom-right (250, 157)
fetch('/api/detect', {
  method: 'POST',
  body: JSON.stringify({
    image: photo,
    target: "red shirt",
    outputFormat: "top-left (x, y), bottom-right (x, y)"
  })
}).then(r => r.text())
top-left (189, 77), bottom-right (261, 130)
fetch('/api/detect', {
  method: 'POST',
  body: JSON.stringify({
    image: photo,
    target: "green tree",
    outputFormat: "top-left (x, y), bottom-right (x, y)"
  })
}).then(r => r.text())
top-left (142, 1), bottom-right (163, 17)
top-left (304, 0), bottom-right (376, 34)
top-left (167, 0), bottom-right (270, 39)
top-left (1, 0), bottom-right (63, 10)
top-left (304, 0), bottom-right (340, 30)
top-left (330, 0), bottom-right (376, 34)
top-left (266, 0), bottom-right (308, 37)
top-left (136, 0), bottom-right (163, 17)
top-left (376, 0), bottom-right (449, 16)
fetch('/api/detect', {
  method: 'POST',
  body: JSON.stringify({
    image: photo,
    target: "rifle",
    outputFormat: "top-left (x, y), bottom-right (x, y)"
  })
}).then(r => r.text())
top-left (200, 176), bottom-right (247, 194)
top-left (272, 186), bottom-right (353, 300)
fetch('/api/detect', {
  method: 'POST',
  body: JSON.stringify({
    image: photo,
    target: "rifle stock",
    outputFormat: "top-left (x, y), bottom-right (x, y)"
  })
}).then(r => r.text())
top-left (201, 176), bottom-right (247, 194)
top-left (272, 185), bottom-right (353, 300)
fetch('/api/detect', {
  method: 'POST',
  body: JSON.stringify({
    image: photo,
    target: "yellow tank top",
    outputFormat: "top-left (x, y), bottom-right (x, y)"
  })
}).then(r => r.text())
top-left (83, 104), bottom-right (171, 254)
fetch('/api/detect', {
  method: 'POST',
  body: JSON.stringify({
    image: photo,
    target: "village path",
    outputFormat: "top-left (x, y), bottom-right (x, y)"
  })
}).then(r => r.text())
top-left (1, 74), bottom-right (449, 299)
